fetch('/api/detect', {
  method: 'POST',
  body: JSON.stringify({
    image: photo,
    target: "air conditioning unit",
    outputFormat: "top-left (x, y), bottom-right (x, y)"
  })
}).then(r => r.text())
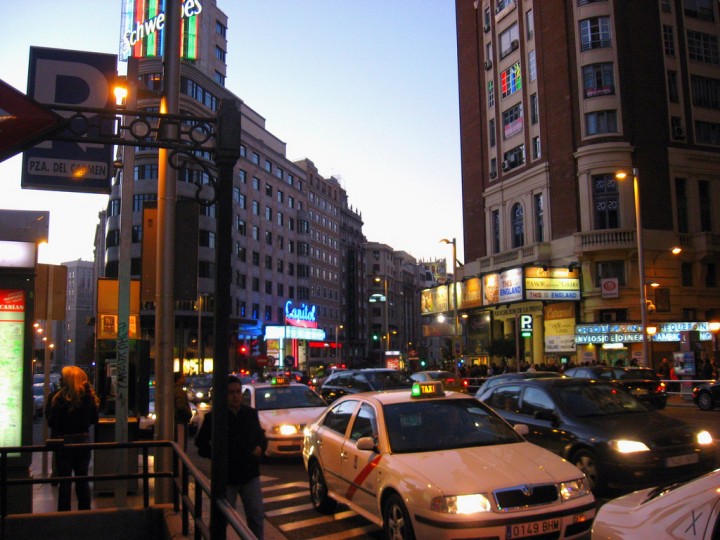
top-left (490, 170), bottom-right (497, 179)
top-left (511, 39), bottom-right (519, 50)
top-left (484, 60), bottom-right (493, 70)
top-left (673, 126), bottom-right (685, 139)
top-left (483, 23), bottom-right (491, 32)
top-left (501, 160), bottom-right (511, 171)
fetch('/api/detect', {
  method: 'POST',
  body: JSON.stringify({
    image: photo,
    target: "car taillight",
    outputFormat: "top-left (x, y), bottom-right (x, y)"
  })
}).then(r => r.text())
top-left (657, 382), bottom-right (666, 392)
top-left (462, 379), bottom-right (469, 388)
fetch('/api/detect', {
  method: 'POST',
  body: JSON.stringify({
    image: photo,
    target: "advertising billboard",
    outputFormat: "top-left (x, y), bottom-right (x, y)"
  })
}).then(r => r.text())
top-left (0, 290), bottom-right (26, 448)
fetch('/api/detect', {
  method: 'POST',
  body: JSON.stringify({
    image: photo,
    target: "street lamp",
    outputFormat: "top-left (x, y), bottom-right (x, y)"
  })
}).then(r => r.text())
top-left (615, 169), bottom-right (649, 367)
top-left (334, 324), bottom-right (343, 364)
top-left (440, 238), bottom-right (459, 368)
top-left (373, 276), bottom-right (390, 359)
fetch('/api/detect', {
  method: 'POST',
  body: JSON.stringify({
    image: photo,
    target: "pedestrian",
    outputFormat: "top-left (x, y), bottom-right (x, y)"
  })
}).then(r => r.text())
top-left (174, 371), bottom-right (192, 451)
top-left (195, 375), bottom-right (267, 539)
top-left (46, 365), bottom-right (99, 511)
top-left (658, 357), bottom-right (671, 379)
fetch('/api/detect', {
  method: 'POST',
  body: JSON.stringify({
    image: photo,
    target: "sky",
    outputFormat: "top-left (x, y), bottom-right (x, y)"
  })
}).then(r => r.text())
top-left (1, 1), bottom-right (464, 266)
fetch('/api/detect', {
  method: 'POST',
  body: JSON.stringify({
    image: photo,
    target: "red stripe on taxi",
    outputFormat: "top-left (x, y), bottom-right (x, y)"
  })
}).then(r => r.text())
top-left (345, 454), bottom-right (382, 501)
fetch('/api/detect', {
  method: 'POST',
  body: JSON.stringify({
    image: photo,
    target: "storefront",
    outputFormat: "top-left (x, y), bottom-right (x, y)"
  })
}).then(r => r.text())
top-left (263, 300), bottom-right (325, 373)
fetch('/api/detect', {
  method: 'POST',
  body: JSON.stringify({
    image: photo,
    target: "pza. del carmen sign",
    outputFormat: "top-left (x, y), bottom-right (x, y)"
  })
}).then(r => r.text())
top-left (284, 300), bottom-right (318, 329)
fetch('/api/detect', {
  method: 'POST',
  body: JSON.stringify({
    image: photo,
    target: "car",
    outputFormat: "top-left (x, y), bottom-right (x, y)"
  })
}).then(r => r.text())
top-left (591, 469), bottom-right (720, 539)
top-left (188, 401), bottom-right (210, 435)
top-left (138, 386), bottom-right (156, 434)
top-left (473, 371), bottom-right (564, 398)
top-left (318, 368), bottom-right (414, 404)
top-left (410, 370), bottom-right (467, 392)
top-left (476, 378), bottom-right (716, 495)
top-left (32, 383), bottom-right (46, 418)
top-left (693, 379), bottom-right (720, 411)
top-left (186, 375), bottom-right (213, 404)
top-left (563, 366), bottom-right (667, 409)
top-left (242, 375), bottom-right (327, 457)
top-left (303, 380), bottom-right (596, 539)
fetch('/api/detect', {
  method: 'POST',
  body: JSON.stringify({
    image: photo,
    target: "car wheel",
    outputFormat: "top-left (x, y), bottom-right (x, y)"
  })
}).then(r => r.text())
top-left (383, 493), bottom-right (415, 540)
top-left (308, 461), bottom-right (336, 514)
top-left (697, 391), bottom-right (715, 411)
top-left (571, 449), bottom-right (606, 495)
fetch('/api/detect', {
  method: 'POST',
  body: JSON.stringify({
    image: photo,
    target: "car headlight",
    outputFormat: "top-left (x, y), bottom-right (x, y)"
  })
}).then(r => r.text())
top-left (431, 494), bottom-right (491, 514)
top-left (559, 478), bottom-right (591, 501)
top-left (149, 413), bottom-right (156, 420)
top-left (609, 439), bottom-right (650, 453)
top-left (274, 424), bottom-right (300, 436)
top-left (697, 430), bottom-right (713, 445)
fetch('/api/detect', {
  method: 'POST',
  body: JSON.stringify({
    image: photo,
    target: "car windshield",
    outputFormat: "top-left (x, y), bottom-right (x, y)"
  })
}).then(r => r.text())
top-left (364, 371), bottom-right (414, 390)
top-left (254, 385), bottom-right (326, 410)
top-left (384, 398), bottom-right (522, 453)
top-left (555, 384), bottom-right (648, 417)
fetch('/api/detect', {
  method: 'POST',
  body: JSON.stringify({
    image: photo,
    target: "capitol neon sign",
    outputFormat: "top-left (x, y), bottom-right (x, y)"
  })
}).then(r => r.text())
top-left (284, 300), bottom-right (318, 329)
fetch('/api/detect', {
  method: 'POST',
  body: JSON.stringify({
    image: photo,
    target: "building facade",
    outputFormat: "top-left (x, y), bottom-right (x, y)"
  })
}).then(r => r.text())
top-left (452, 0), bottom-right (720, 370)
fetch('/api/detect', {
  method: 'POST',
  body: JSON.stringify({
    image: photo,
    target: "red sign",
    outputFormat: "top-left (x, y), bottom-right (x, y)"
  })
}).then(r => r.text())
top-left (0, 79), bottom-right (63, 164)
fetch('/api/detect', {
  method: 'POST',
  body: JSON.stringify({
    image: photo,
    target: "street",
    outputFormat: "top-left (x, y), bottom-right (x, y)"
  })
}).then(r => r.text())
top-left (32, 400), bottom-right (719, 540)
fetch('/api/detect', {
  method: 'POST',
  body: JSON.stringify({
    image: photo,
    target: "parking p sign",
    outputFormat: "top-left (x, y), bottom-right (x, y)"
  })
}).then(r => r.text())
top-left (519, 314), bottom-right (533, 337)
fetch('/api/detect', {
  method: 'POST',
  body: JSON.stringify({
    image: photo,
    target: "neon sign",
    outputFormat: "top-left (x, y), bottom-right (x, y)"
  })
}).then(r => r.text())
top-left (284, 300), bottom-right (318, 329)
top-left (120, 0), bottom-right (202, 61)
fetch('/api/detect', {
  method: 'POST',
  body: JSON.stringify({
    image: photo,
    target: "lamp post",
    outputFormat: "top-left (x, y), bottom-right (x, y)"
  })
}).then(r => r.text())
top-left (374, 276), bottom-right (390, 358)
top-left (440, 238), bottom-right (459, 367)
top-left (615, 169), bottom-right (649, 367)
top-left (710, 321), bottom-right (720, 365)
top-left (334, 324), bottom-right (343, 364)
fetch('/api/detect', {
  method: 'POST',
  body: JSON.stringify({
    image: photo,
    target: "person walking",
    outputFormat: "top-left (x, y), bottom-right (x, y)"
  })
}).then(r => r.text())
top-left (173, 371), bottom-right (192, 451)
top-left (195, 375), bottom-right (267, 539)
top-left (46, 365), bottom-right (99, 511)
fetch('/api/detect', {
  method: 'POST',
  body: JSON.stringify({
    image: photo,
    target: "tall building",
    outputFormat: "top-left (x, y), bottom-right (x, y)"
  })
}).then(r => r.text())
top-left (452, 0), bottom-right (720, 369)
top-left (56, 260), bottom-right (96, 368)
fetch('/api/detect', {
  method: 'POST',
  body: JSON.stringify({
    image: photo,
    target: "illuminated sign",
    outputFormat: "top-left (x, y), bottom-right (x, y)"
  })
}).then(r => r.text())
top-left (499, 268), bottom-right (523, 303)
top-left (0, 241), bottom-right (36, 269)
top-left (0, 290), bottom-right (25, 448)
top-left (120, 0), bottom-right (202, 61)
top-left (284, 300), bottom-right (318, 328)
top-left (524, 266), bottom-right (581, 301)
top-left (575, 322), bottom-right (713, 344)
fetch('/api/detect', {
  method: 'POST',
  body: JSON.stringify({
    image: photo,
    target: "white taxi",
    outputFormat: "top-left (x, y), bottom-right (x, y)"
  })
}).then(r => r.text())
top-left (302, 381), bottom-right (595, 539)
top-left (592, 469), bottom-right (720, 539)
top-left (243, 376), bottom-right (327, 457)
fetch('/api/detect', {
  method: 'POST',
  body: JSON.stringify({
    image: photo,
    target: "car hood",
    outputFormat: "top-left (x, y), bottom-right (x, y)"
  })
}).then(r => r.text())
top-left (259, 407), bottom-right (326, 426)
top-left (570, 411), bottom-right (696, 442)
top-left (391, 441), bottom-right (586, 491)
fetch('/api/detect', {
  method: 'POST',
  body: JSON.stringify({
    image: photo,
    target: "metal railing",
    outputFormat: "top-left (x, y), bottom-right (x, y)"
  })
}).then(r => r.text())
top-left (0, 439), bottom-right (255, 540)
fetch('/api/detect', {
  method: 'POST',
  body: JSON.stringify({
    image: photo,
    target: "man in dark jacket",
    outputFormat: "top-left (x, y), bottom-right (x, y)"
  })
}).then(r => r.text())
top-left (195, 375), bottom-right (267, 539)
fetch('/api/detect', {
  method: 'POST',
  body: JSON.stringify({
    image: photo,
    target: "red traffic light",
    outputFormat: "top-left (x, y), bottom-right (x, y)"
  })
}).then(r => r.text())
top-left (239, 345), bottom-right (248, 355)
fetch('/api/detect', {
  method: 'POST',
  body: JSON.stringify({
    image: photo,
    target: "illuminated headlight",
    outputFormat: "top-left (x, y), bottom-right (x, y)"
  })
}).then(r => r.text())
top-left (697, 430), bottom-right (713, 445)
top-left (559, 478), bottom-right (591, 501)
top-left (431, 494), bottom-right (491, 514)
top-left (274, 424), bottom-right (300, 436)
top-left (195, 391), bottom-right (204, 399)
top-left (148, 413), bottom-right (156, 420)
top-left (609, 439), bottom-right (650, 453)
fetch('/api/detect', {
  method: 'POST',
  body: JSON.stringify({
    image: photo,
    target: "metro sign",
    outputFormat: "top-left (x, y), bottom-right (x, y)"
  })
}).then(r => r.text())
top-left (0, 79), bottom-right (63, 164)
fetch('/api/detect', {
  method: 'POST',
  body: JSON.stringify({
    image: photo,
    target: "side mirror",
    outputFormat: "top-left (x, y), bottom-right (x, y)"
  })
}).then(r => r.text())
top-left (356, 436), bottom-right (377, 452)
top-left (513, 424), bottom-right (529, 436)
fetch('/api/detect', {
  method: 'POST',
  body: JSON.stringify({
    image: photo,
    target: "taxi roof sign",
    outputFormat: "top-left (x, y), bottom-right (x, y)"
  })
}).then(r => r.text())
top-left (271, 376), bottom-right (290, 386)
top-left (411, 380), bottom-right (445, 398)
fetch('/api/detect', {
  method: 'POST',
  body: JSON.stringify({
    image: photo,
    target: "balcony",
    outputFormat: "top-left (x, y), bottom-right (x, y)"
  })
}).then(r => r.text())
top-left (574, 229), bottom-right (636, 253)
top-left (476, 243), bottom-right (552, 272)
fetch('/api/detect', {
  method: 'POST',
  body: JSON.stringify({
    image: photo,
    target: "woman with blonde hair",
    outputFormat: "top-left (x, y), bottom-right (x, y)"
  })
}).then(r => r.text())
top-left (46, 365), bottom-right (99, 511)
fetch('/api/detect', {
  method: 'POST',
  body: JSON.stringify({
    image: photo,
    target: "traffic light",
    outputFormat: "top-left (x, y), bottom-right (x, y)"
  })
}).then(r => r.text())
top-left (238, 341), bottom-right (248, 356)
top-left (372, 334), bottom-right (379, 341)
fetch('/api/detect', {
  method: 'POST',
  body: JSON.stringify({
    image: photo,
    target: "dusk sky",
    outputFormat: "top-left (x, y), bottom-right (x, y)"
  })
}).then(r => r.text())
top-left (1, 1), bottom-right (464, 266)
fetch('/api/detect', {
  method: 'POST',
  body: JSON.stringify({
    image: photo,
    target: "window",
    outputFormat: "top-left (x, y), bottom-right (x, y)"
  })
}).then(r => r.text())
top-left (528, 50), bottom-right (536, 82)
top-left (252, 152), bottom-right (260, 165)
top-left (265, 183), bottom-right (272, 197)
top-left (199, 261), bottom-right (215, 279)
top-left (264, 306), bottom-right (272, 321)
top-left (322, 400), bottom-right (357, 435)
top-left (265, 231), bottom-right (273, 246)
top-left (252, 303), bottom-right (259, 319)
top-left (592, 174), bottom-right (619, 229)
top-left (699, 180), bottom-right (712, 231)
top-left (696, 120), bottom-right (720, 145)
top-left (668, 71), bottom-right (679, 103)
top-left (265, 206), bottom-right (272, 221)
top-left (492, 210), bottom-right (501, 253)
top-left (534, 193), bottom-right (544, 242)
top-left (489, 118), bottom-right (496, 147)
top-left (682, 262), bottom-right (694, 286)
top-left (526, 9), bottom-right (534, 39)
top-left (687, 31), bottom-right (719, 64)
top-left (199, 230), bottom-right (216, 248)
top-left (530, 93), bottom-right (539, 124)
top-left (215, 46), bottom-right (226, 62)
top-left (511, 203), bottom-right (524, 248)
top-left (264, 160), bottom-right (272, 173)
top-left (532, 136), bottom-right (541, 159)
top-left (585, 110), bottom-right (617, 135)
top-left (252, 226), bottom-right (259, 241)
top-left (501, 62), bottom-right (522, 99)
top-left (684, 0), bottom-right (714, 21)
top-left (252, 177), bottom-right (260, 190)
top-left (706, 263), bottom-right (717, 288)
top-left (580, 17), bottom-right (611, 51)
top-left (488, 81), bottom-right (495, 107)
top-left (663, 25), bottom-right (675, 56)
top-left (691, 75), bottom-right (720, 109)
top-left (499, 23), bottom-right (520, 58)
top-left (236, 218), bottom-right (246, 235)
top-left (502, 102), bottom-right (523, 139)
top-left (265, 280), bottom-right (272, 294)
top-left (134, 164), bottom-right (158, 181)
top-left (276, 190), bottom-right (284, 203)
top-left (595, 261), bottom-right (626, 287)
top-left (676, 178), bottom-right (689, 233)
top-left (277, 283), bottom-right (284, 297)
top-left (277, 212), bottom-right (284, 226)
top-left (661, 0), bottom-right (672, 12)
top-left (252, 277), bottom-right (259, 292)
top-left (503, 144), bottom-right (525, 168)
top-left (215, 20), bottom-right (227, 37)
top-left (252, 251), bottom-right (260, 266)
top-left (236, 244), bottom-right (246, 261)
top-left (214, 71), bottom-right (225, 86)
top-left (233, 189), bottom-right (246, 209)
top-left (236, 272), bottom-right (246, 289)
top-left (252, 201), bottom-right (260, 215)
top-left (582, 63), bottom-right (614, 98)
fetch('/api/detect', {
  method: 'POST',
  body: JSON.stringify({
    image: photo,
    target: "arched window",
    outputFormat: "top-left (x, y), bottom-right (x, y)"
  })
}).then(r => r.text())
top-left (511, 203), bottom-right (525, 248)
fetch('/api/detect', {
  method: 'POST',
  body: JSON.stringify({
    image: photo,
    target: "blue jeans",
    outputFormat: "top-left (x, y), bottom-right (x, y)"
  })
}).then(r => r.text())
top-left (227, 476), bottom-right (264, 540)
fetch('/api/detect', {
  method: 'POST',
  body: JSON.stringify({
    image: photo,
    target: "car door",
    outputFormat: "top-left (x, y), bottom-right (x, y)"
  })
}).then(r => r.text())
top-left (516, 386), bottom-right (571, 456)
top-left (314, 399), bottom-right (359, 494)
top-left (341, 403), bottom-right (381, 516)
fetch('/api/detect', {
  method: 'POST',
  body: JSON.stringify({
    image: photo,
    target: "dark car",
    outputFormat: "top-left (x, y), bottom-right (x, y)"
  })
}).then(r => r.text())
top-left (473, 370), bottom-right (564, 398)
top-left (186, 375), bottom-right (213, 404)
top-left (476, 378), bottom-right (716, 495)
top-left (693, 380), bottom-right (720, 411)
top-left (319, 368), bottom-right (414, 404)
top-left (563, 365), bottom-right (667, 409)
top-left (410, 370), bottom-right (467, 392)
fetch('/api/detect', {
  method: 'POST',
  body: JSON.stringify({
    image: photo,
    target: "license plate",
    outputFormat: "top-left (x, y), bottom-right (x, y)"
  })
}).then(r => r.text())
top-left (666, 453), bottom-right (699, 467)
top-left (631, 388), bottom-right (648, 395)
top-left (507, 518), bottom-right (561, 538)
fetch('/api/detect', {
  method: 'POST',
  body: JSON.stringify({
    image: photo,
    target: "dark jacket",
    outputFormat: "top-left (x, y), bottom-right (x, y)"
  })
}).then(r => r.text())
top-left (194, 406), bottom-right (267, 484)
top-left (47, 389), bottom-right (99, 437)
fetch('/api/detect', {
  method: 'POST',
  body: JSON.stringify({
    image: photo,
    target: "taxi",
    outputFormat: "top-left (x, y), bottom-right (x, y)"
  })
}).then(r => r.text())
top-left (302, 381), bottom-right (595, 539)
top-left (243, 376), bottom-right (327, 457)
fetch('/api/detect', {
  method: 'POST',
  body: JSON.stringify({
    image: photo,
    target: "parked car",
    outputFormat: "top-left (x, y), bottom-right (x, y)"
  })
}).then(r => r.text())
top-left (693, 379), bottom-right (720, 411)
top-left (476, 377), bottom-right (716, 495)
top-left (563, 365), bottom-right (667, 409)
top-left (303, 381), bottom-right (595, 539)
top-left (318, 368), bottom-right (414, 404)
top-left (410, 370), bottom-right (467, 392)
top-left (592, 469), bottom-right (720, 539)
top-left (473, 371), bottom-right (564, 398)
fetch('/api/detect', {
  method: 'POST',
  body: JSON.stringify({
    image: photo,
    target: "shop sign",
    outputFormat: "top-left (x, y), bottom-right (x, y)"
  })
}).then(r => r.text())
top-left (525, 266), bottom-right (581, 301)
top-left (284, 300), bottom-right (318, 328)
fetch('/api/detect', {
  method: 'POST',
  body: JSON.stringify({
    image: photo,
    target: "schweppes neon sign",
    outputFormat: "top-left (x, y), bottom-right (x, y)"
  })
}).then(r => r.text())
top-left (120, 0), bottom-right (202, 61)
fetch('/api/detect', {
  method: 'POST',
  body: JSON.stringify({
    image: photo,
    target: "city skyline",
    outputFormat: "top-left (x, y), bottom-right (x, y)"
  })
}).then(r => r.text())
top-left (1, 1), bottom-right (464, 267)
